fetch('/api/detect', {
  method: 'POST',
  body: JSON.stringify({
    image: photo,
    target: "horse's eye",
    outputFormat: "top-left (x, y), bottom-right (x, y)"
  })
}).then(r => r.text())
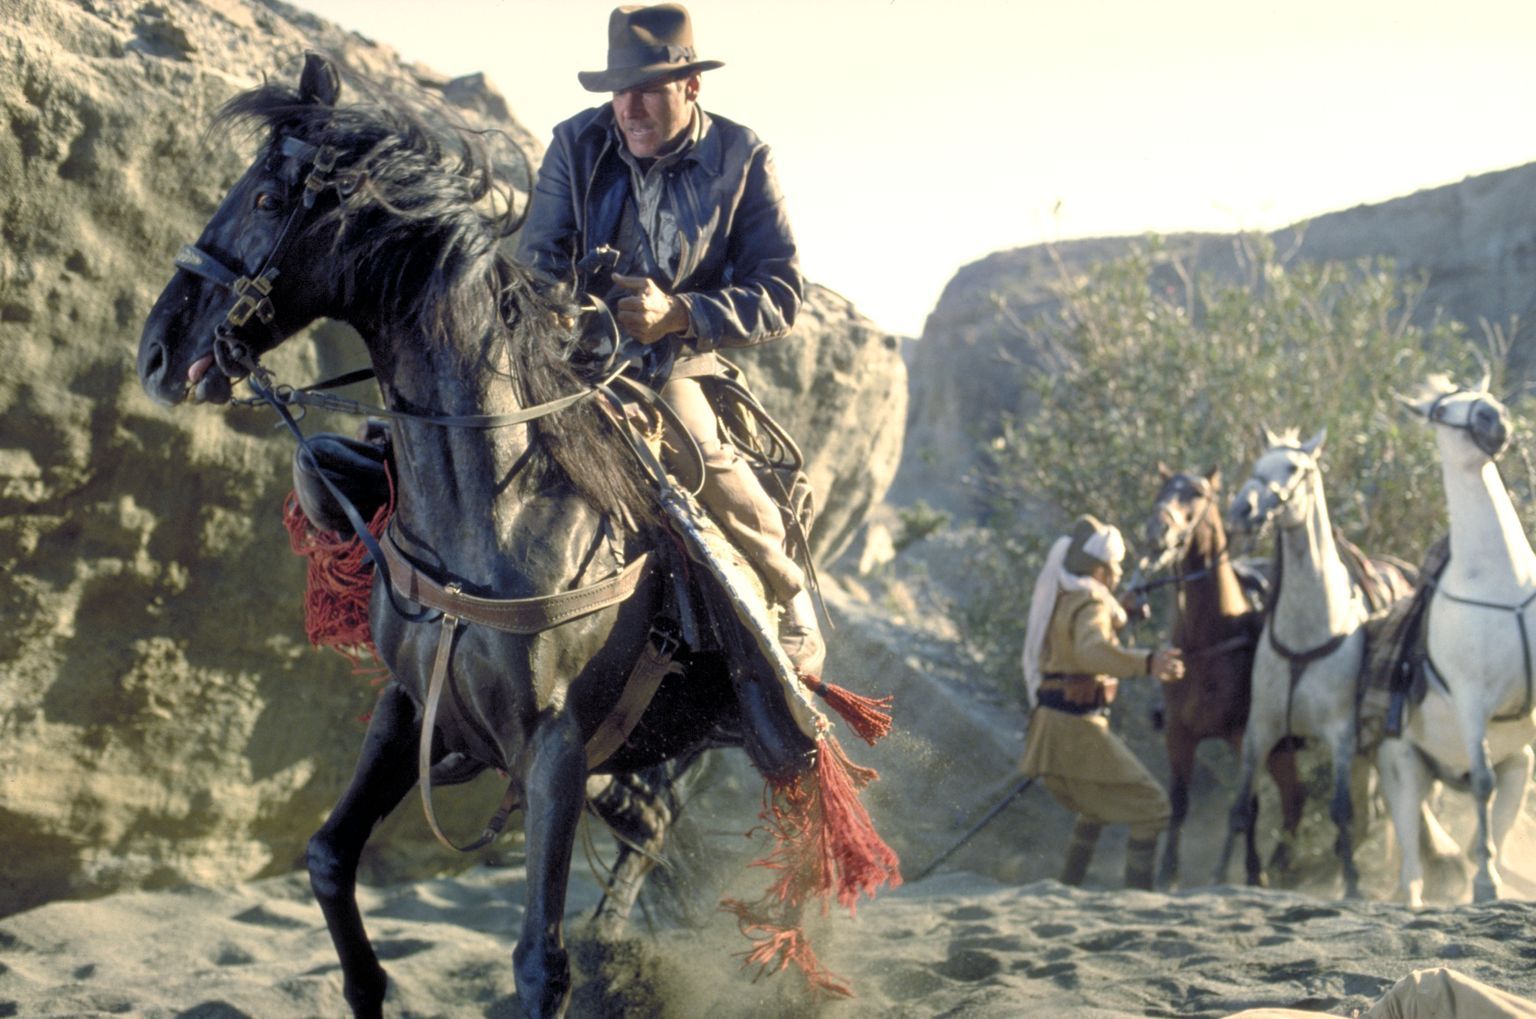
top-left (255, 191), bottom-right (283, 212)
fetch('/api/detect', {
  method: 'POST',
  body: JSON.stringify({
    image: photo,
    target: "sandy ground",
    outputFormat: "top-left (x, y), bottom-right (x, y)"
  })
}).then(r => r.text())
top-left (3, 836), bottom-right (1536, 1019)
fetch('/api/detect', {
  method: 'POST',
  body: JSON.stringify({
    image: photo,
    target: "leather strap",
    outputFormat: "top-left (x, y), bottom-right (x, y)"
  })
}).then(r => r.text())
top-left (418, 610), bottom-right (523, 852)
top-left (584, 631), bottom-right (683, 769)
top-left (1269, 625), bottom-right (1349, 738)
top-left (418, 612), bottom-right (682, 851)
top-left (383, 528), bottom-right (651, 634)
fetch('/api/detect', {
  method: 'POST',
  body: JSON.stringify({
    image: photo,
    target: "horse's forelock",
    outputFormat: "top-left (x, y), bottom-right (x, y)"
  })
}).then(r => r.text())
top-left (1414, 372), bottom-right (1459, 403)
top-left (1265, 426), bottom-right (1302, 452)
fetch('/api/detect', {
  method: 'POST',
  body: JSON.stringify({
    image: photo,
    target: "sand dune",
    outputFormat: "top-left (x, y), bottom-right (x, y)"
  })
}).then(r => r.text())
top-left (3, 850), bottom-right (1534, 1018)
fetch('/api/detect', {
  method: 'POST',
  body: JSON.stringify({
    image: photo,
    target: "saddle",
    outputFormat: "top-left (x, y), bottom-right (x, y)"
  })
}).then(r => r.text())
top-left (1358, 536), bottom-right (1451, 752)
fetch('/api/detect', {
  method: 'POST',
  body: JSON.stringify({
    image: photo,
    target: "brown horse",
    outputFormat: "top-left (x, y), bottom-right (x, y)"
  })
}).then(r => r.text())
top-left (1142, 465), bottom-right (1304, 889)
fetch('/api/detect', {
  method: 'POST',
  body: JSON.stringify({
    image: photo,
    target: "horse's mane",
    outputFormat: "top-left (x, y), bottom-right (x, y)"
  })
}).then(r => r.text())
top-left (216, 67), bottom-right (656, 527)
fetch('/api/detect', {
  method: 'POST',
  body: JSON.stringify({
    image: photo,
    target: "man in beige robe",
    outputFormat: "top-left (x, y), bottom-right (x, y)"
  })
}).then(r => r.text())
top-left (1021, 515), bottom-right (1185, 889)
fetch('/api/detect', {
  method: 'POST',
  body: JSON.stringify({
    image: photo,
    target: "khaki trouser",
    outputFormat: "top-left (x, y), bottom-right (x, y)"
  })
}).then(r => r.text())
top-left (1020, 706), bottom-right (1171, 840)
top-left (659, 376), bottom-right (804, 603)
top-left (1223, 967), bottom-right (1536, 1018)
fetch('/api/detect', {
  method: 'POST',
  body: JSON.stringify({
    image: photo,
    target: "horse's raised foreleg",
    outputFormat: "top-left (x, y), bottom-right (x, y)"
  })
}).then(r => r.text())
top-left (1376, 736), bottom-right (1433, 907)
top-left (1157, 727), bottom-right (1198, 890)
top-left (513, 715), bottom-right (587, 1019)
top-left (1328, 727), bottom-right (1361, 899)
top-left (308, 681), bottom-right (424, 1019)
top-left (1263, 742), bottom-right (1303, 882)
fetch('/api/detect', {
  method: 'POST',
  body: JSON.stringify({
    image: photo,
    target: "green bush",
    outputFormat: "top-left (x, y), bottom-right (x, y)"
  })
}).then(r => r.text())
top-left (962, 234), bottom-right (1531, 684)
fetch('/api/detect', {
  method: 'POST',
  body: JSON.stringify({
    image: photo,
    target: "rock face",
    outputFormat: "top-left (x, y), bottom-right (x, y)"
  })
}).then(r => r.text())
top-left (896, 165), bottom-right (1536, 513)
top-left (0, 0), bottom-right (904, 915)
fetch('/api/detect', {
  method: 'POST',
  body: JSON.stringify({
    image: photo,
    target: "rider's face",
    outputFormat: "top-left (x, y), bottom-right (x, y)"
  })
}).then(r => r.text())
top-left (1094, 562), bottom-right (1124, 591)
top-left (612, 75), bottom-right (696, 158)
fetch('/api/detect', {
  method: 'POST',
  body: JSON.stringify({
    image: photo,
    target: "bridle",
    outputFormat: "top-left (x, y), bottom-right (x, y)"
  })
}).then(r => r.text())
top-left (1426, 388), bottom-right (1507, 458)
top-left (172, 135), bottom-right (352, 382)
top-left (164, 132), bottom-right (642, 603)
top-left (1138, 475), bottom-right (1226, 589)
top-left (1242, 449), bottom-right (1317, 530)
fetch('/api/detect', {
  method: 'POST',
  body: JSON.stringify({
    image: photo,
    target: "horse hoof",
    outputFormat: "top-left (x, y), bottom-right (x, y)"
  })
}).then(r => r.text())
top-left (514, 941), bottom-right (572, 1019)
top-left (342, 964), bottom-right (388, 1019)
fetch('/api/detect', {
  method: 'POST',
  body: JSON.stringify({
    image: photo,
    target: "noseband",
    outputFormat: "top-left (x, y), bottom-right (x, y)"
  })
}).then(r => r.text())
top-left (1145, 477), bottom-right (1223, 581)
top-left (172, 135), bottom-right (351, 378)
top-left (1427, 389), bottom-right (1506, 458)
top-left (1242, 451), bottom-right (1316, 529)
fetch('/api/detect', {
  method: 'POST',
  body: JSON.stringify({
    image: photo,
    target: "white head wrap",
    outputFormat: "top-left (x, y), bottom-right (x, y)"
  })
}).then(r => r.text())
top-left (1020, 521), bottom-right (1128, 708)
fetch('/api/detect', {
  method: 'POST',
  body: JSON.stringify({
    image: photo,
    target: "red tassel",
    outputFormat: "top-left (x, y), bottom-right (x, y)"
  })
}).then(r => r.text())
top-left (723, 734), bottom-right (901, 998)
top-left (810, 737), bottom-right (902, 911)
top-left (281, 475), bottom-right (394, 678)
top-left (799, 674), bottom-right (893, 745)
top-left (718, 899), bottom-right (854, 999)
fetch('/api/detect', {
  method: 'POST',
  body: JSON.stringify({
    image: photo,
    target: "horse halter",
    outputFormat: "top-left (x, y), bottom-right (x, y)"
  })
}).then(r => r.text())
top-left (1427, 388), bottom-right (1507, 458)
top-left (1146, 475), bottom-right (1223, 578)
top-left (1234, 450), bottom-right (1315, 535)
top-left (172, 134), bottom-right (350, 380)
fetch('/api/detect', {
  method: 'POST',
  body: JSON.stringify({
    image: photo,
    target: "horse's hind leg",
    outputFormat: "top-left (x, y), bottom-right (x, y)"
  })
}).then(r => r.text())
top-left (308, 681), bottom-right (424, 1019)
top-left (514, 716), bottom-right (587, 1019)
top-left (587, 752), bottom-right (702, 937)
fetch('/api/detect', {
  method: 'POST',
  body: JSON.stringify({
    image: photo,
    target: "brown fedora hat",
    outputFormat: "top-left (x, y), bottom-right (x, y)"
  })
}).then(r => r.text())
top-left (577, 3), bottom-right (724, 93)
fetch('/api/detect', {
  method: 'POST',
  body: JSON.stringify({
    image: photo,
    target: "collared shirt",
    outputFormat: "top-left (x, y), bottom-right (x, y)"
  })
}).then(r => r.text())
top-left (613, 107), bottom-right (704, 282)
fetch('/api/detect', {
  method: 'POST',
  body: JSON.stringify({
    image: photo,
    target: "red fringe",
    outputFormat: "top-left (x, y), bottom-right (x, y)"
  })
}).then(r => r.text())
top-left (800, 674), bottom-right (893, 745)
top-left (722, 734), bottom-right (902, 999)
top-left (718, 899), bottom-right (854, 999)
top-left (280, 478), bottom-right (394, 678)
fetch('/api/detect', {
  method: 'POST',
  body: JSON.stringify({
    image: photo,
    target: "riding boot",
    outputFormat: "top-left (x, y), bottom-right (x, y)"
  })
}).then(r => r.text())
top-left (1125, 835), bottom-right (1159, 890)
top-left (1060, 818), bottom-right (1103, 886)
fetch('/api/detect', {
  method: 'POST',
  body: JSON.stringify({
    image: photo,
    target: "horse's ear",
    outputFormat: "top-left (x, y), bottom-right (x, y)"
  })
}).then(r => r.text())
top-left (1393, 390), bottom-right (1428, 417)
top-left (300, 52), bottom-right (341, 107)
top-left (1205, 465), bottom-right (1221, 490)
top-left (1260, 425), bottom-right (1281, 449)
top-left (1476, 363), bottom-right (1493, 395)
top-left (1157, 461), bottom-right (1173, 480)
top-left (1301, 427), bottom-right (1327, 457)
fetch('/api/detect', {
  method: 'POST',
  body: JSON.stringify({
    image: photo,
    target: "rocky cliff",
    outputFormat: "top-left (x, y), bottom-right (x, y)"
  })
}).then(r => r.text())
top-left (0, 0), bottom-right (905, 915)
top-left (896, 165), bottom-right (1536, 512)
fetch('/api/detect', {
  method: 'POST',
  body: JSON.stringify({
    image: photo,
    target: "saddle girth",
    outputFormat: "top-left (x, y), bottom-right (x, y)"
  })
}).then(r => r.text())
top-left (381, 528), bottom-right (671, 853)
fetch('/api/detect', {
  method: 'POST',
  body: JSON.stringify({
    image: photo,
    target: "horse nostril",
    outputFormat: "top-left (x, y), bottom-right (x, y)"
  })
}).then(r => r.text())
top-left (141, 340), bottom-right (166, 383)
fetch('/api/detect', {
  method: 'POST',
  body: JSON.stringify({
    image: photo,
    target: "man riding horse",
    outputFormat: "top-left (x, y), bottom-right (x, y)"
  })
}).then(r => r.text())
top-left (515, 2), bottom-right (824, 678)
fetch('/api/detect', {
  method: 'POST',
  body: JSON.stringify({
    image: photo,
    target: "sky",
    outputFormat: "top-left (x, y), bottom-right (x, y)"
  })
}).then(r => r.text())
top-left (288, 0), bottom-right (1536, 338)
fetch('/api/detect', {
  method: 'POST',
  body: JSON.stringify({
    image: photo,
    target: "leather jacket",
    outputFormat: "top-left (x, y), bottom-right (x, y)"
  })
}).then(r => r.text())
top-left (516, 104), bottom-right (803, 356)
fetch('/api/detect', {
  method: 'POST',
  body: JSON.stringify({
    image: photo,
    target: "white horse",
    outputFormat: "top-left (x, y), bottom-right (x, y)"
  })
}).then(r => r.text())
top-left (1221, 427), bottom-right (1369, 895)
top-left (1379, 372), bottom-right (1536, 906)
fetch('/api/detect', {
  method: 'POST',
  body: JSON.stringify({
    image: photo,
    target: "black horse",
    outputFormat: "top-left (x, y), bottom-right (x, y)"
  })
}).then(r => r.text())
top-left (136, 54), bottom-right (891, 1018)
